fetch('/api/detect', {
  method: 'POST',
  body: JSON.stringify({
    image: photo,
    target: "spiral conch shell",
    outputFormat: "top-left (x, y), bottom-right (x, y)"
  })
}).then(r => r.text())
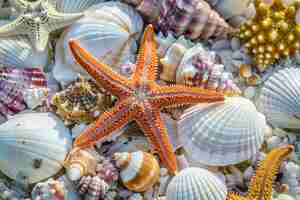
top-left (114, 151), bottom-right (160, 192)
top-left (122, 0), bottom-right (235, 40)
top-left (239, 0), bottom-right (300, 71)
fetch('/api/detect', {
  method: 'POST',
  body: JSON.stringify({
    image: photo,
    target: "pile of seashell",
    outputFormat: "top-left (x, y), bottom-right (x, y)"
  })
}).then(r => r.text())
top-left (0, 0), bottom-right (300, 200)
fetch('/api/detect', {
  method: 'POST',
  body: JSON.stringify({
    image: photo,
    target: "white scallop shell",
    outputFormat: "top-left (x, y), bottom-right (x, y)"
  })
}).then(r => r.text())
top-left (257, 67), bottom-right (300, 129)
top-left (0, 34), bottom-right (48, 69)
top-left (166, 167), bottom-right (227, 200)
top-left (0, 112), bottom-right (72, 184)
top-left (178, 97), bottom-right (266, 166)
top-left (53, 1), bottom-right (143, 86)
top-left (53, 0), bottom-right (105, 13)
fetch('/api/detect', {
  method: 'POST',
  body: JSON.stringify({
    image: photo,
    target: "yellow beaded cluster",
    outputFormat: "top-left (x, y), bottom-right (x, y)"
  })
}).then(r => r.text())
top-left (239, 0), bottom-right (300, 71)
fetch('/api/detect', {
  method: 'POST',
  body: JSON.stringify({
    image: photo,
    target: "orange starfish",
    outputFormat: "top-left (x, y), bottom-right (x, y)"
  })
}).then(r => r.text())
top-left (68, 25), bottom-right (224, 174)
top-left (227, 145), bottom-right (294, 200)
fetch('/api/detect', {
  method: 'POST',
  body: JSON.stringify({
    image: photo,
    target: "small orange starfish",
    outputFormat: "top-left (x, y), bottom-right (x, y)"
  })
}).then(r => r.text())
top-left (68, 25), bottom-right (224, 174)
top-left (227, 145), bottom-right (294, 200)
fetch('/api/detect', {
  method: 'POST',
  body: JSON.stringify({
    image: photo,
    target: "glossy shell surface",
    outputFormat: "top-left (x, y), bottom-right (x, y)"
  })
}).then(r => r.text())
top-left (0, 112), bottom-right (72, 184)
top-left (166, 167), bottom-right (227, 200)
top-left (178, 97), bottom-right (266, 166)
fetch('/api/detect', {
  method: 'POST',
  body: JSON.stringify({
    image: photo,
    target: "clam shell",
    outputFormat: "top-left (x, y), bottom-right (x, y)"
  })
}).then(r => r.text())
top-left (0, 112), bottom-right (72, 184)
top-left (0, 67), bottom-right (47, 118)
top-left (166, 167), bottom-right (227, 200)
top-left (53, 0), bottom-right (105, 13)
top-left (178, 97), bottom-right (266, 166)
top-left (0, 35), bottom-right (48, 69)
top-left (53, 1), bottom-right (143, 86)
top-left (257, 67), bottom-right (300, 129)
top-left (114, 151), bottom-right (160, 192)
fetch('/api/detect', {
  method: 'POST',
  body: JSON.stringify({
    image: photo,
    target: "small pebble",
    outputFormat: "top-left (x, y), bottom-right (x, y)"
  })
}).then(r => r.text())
top-left (230, 38), bottom-right (240, 51)
top-left (211, 39), bottom-right (231, 50)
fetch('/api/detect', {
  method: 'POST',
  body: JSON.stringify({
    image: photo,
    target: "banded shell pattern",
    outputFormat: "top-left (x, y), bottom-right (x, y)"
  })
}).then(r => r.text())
top-left (53, 1), bottom-right (143, 86)
top-left (114, 151), bottom-right (160, 192)
top-left (257, 67), bottom-right (300, 129)
top-left (166, 167), bottom-right (227, 200)
top-left (52, 0), bottom-right (106, 13)
top-left (0, 67), bottom-right (47, 119)
top-left (0, 112), bottom-right (72, 184)
top-left (178, 97), bottom-right (266, 166)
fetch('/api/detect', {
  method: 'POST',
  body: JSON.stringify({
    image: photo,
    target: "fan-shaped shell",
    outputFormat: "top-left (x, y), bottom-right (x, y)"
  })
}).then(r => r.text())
top-left (53, 1), bottom-right (143, 86)
top-left (257, 67), bottom-right (300, 129)
top-left (0, 35), bottom-right (48, 69)
top-left (178, 97), bottom-right (266, 166)
top-left (114, 151), bottom-right (160, 192)
top-left (166, 167), bottom-right (227, 200)
top-left (52, 0), bottom-right (105, 13)
top-left (0, 67), bottom-right (47, 118)
top-left (0, 112), bottom-right (72, 184)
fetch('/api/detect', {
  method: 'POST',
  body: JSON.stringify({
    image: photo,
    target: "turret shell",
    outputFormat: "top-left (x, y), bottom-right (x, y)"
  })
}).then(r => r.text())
top-left (166, 167), bottom-right (227, 200)
top-left (114, 151), bottom-right (160, 192)
top-left (0, 112), bottom-right (72, 184)
top-left (178, 97), bottom-right (266, 166)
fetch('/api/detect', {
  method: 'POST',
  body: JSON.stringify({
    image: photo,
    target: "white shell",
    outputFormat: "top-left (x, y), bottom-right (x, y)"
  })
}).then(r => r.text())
top-left (0, 112), bottom-right (72, 184)
top-left (0, 35), bottom-right (48, 69)
top-left (257, 67), bottom-right (300, 129)
top-left (53, 1), bottom-right (143, 86)
top-left (166, 167), bottom-right (227, 200)
top-left (178, 97), bottom-right (266, 166)
top-left (53, 0), bottom-right (105, 13)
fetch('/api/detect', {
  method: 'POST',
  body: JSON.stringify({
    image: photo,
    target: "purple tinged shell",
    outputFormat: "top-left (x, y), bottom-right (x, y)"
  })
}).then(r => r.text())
top-left (95, 159), bottom-right (119, 185)
top-left (0, 67), bottom-right (47, 119)
top-left (77, 176), bottom-right (109, 200)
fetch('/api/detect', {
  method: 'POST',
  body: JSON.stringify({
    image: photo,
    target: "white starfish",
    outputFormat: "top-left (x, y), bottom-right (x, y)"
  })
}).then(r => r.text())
top-left (0, 0), bottom-right (83, 51)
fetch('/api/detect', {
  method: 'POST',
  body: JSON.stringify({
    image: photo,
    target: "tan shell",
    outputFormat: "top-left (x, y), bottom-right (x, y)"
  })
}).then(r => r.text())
top-left (114, 151), bottom-right (160, 192)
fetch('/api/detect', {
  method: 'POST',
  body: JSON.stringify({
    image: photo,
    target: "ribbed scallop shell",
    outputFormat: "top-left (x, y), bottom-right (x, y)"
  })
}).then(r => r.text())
top-left (166, 167), bottom-right (227, 200)
top-left (0, 35), bottom-right (48, 69)
top-left (53, 1), bottom-right (143, 86)
top-left (52, 0), bottom-right (105, 13)
top-left (0, 67), bottom-right (47, 119)
top-left (114, 151), bottom-right (160, 192)
top-left (178, 97), bottom-right (266, 166)
top-left (0, 112), bottom-right (72, 184)
top-left (257, 67), bottom-right (300, 129)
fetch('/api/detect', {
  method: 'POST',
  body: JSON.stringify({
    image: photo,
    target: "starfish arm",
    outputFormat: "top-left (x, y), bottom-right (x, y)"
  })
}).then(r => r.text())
top-left (150, 85), bottom-right (224, 108)
top-left (74, 98), bottom-right (133, 149)
top-left (27, 25), bottom-right (50, 52)
top-left (131, 24), bottom-right (159, 84)
top-left (9, 0), bottom-right (41, 11)
top-left (69, 40), bottom-right (134, 99)
top-left (44, 3), bottom-right (83, 32)
top-left (246, 145), bottom-right (294, 200)
top-left (134, 103), bottom-right (177, 174)
top-left (0, 17), bottom-right (27, 37)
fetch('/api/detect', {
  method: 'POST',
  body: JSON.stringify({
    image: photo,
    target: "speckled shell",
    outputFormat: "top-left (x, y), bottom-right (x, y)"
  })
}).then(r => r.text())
top-left (77, 176), bottom-right (109, 200)
top-left (52, 0), bottom-right (105, 13)
top-left (0, 112), bottom-right (72, 184)
top-left (53, 1), bottom-right (143, 86)
top-left (122, 0), bottom-right (235, 40)
top-left (178, 97), bottom-right (266, 166)
top-left (257, 67), bottom-right (300, 129)
top-left (114, 151), bottom-right (160, 192)
top-left (0, 67), bottom-right (47, 119)
top-left (0, 35), bottom-right (48, 69)
top-left (166, 167), bottom-right (227, 200)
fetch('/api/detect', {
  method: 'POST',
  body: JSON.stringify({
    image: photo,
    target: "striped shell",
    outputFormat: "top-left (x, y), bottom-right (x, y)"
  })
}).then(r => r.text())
top-left (0, 67), bottom-right (47, 119)
top-left (114, 151), bottom-right (160, 192)
top-left (158, 33), bottom-right (241, 96)
top-left (122, 0), bottom-right (235, 40)
top-left (77, 176), bottom-right (109, 200)
top-left (257, 67), bottom-right (300, 129)
top-left (0, 112), bottom-right (72, 184)
top-left (0, 35), bottom-right (48, 69)
top-left (166, 167), bottom-right (227, 200)
top-left (53, 1), bottom-right (143, 86)
top-left (178, 97), bottom-right (266, 166)
top-left (52, 0), bottom-right (105, 13)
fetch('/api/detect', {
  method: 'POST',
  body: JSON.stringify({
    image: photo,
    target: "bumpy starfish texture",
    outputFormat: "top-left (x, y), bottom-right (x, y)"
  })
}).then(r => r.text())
top-left (68, 25), bottom-right (225, 174)
top-left (0, 0), bottom-right (83, 51)
top-left (227, 145), bottom-right (294, 200)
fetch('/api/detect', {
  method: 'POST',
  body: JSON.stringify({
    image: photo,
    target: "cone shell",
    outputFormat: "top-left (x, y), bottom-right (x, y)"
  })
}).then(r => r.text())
top-left (0, 112), bottom-right (72, 184)
top-left (114, 151), bottom-right (160, 192)
top-left (178, 97), bottom-right (266, 166)
top-left (257, 67), bottom-right (300, 129)
top-left (166, 167), bottom-right (227, 200)
top-left (53, 1), bottom-right (143, 85)
top-left (0, 67), bottom-right (47, 118)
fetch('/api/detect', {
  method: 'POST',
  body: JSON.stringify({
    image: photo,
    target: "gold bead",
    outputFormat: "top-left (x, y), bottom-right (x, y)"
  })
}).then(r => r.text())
top-left (258, 54), bottom-right (264, 59)
top-left (287, 33), bottom-right (295, 42)
top-left (265, 53), bottom-right (272, 59)
top-left (285, 6), bottom-right (296, 18)
top-left (251, 38), bottom-right (258, 45)
top-left (257, 34), bottom-right (265, 43)
top-left (294, 25), bottom-right (300, 37)
top-left (266, 45), bottom-right (274, 52)
top-left (245, 42), bottom-right (251, 48)
top-left (294, 41), bottom-right (300, 49)
top-left (268, 29), bottom-right (279, 42)
top-left (261, 18), bottom-right (272, 29)
top-left (245, 30), bottom-right (252, 37)
top-left (273, 12), bottom-right (285, 21)
top-left (283, 49), bottom-right (290, 56)
top-left (252, 48), bottom-right (258, 54)
top-left (277, 21), bottom-right (289, 32)
top-left (274, 53), bottom-right (280, 59)
top-left (251, 24), bottom-right (260, 32)
top-left (258, 46), bottom-right (265, 53)
top-left (257, 3), bottom-right (269, 16)
top-left (278, 43), bottom-right (285, 51)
